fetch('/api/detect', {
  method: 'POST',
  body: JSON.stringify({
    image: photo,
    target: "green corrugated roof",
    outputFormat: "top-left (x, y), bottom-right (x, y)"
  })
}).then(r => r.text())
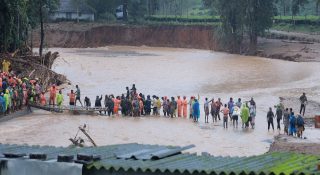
top-left (0, 143), bottom-right (319, 175)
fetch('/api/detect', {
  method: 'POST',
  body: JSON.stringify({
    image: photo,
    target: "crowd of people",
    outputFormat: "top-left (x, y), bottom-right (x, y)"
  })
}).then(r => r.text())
top-left (0, 59), bottom-right (309, 137)
top-left (266, 93), bottom-right (307, 138)
top-left (49, 84), bottom-right (260, 129)
top-left (0, 59), bottom-right (46, 116)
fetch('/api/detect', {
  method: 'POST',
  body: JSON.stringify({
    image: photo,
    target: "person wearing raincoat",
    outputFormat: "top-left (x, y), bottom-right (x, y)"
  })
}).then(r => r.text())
top-left (0, 93), bottom-right (6, 114)
top-left (289, 112), bottom-right (297, 136)
top-left (4, 89), bottom-right (10, 114)
top-left (182, 96), bottom-right (188, 118)
top-left (177, 96), bottom-right (182, 117)
top-left (192, 99), bottom-right (200, 122)
top-left (240, 104), bottom-right (249, 128)
top-left (56, 90), bottom-right (64, 108)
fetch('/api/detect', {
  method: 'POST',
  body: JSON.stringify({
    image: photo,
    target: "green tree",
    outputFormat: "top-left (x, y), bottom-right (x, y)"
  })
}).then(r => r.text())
top-left (85, 0), bottom-right (119, 20)
top-left (316, 0), bottom-right (320, 16)
top-left (245, 0), bottom-right (275, 54)
top-left (0, 0), bottom-right (58, 54)
top-left (291, 0), bottom-right (309, 20)
top-left (210, 0), bottom-right (274, 54)
top-left (127, 0), bottom-right (147, 22)
top-left (0, 0), bottom-right (29, 52)
top-left (215, 0), bottom-right (246, 53)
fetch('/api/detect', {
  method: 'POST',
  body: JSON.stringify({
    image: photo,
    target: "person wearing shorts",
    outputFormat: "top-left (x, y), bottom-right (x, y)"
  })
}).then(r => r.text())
top-left (221, 104), bottom-right (229, 128)
top-left (232, 106), bottom-right (240, 128)
top-left (68, 90), bottom-right (76, 109)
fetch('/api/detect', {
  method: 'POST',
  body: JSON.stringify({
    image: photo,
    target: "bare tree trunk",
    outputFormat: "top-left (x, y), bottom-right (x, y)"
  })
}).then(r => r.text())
top-left (77, 6), bottom-right (79, 23)
top-left (316, 2), bottom-right (319, 16)
top-left (39, 0), bottom-right (44, 59)
top-left (123, 0), bottom-right (128, 21)
top-left (249, 32), bottom-right (257, 55)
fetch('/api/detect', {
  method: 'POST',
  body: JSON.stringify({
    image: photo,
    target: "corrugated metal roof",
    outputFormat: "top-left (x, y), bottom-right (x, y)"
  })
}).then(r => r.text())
top-left (55, 0), bottom-right (94, 14)
top-left (0, 143), bottom-right (319, 175)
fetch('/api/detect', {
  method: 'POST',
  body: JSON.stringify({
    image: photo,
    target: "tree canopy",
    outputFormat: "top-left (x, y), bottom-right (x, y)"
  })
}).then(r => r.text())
top-left (0, 0), bottom-right (58, 53)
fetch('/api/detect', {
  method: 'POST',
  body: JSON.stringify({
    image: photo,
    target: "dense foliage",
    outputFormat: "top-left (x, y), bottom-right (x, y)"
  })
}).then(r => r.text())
top-left (0, 0), bottom-right (58, 53)
top-left (203, 0), bottom-right (274, 54)
top-left (1, 0), bottom-right (319, 55)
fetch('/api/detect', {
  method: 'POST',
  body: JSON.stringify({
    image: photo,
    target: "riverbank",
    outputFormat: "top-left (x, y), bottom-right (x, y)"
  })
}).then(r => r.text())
top-left (0, 49), bottom-right (67, 88)
top-left (269, 134), bottom-right (320, 155)
top-left (32, 22), bottom-right (320, 62)
top-left (0, 48), bottom-right (68, 121)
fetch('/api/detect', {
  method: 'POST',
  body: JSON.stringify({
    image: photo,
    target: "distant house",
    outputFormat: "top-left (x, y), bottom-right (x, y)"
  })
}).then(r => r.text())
top-left (50, 0), bottom-right (94, 21)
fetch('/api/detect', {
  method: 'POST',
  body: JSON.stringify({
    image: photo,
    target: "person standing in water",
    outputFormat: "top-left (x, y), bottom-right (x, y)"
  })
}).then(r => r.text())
top-left (162, 97), bottom-right (168, 116)
top-left (84, 96), bottom-right (91, 109)
top-left (40, 92), bottom-right (46, 106)
top-left (211, 99), bottom-right (218, 123)
top-left (169, 97), bottom-right (177, 118)
top-left (275, 105), bottom-right (283, 130)
top-left (204, 98), bottom-right (210, 123)
top-left (189, 96), bottom-right (194, 119)
top-left (249, 97), bottom-right (256, 109)
top-left (56, 90), bottom-right (64, 109)
top-left (67, 90), bottom-right (76, 109)
top-left (156, 97), bottom-right (162, 115)
top-left (145, 95), bottom-right (152, 116)
top-left (49, 84), bottom-right (57, 106)
top-left (131, 84), bottom-right (137, 97)
top-left (221, 104), bottom-right (229, 128)
top-left (241, 104), bottom-right (249, 128)
top-left (249, 104), bottom-right (256, 129)
top-left (193, 99), bottom-right (200, 122)
top-left (95, 95), bottom-right (103, 114)
top-left (232, 105), bottom-right (240, 128)
top-left (177, 96), bottom-right (182, 117)
top-left (126, 87), bottom-right (130, 99)
top-left (182, 96), bottom-right (188, 118)
top-left (289, 111), bottom-right (297, 136)
top-left (152, 96), bottom-right (157, 115)
top-left (216, 98), bottom-right (222, 120)
top-left (227, 98), bottom-right (234, 120)
top-left (296, 114), bottom-right (305, 138)
top-left (283, 108), bottom-right (290, 135)
top-left (236, 98), bottom-right (242, 108)
top-left (75, 85), bottom-right (83, 107)
top-left (299, 93), bottom-right (307, 116)
top-left (267, 107), bottom-right (275, 131)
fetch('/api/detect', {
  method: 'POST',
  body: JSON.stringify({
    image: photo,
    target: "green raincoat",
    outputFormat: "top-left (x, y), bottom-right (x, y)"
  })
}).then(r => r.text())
top-left (241, 104), bottom-right (249, 123)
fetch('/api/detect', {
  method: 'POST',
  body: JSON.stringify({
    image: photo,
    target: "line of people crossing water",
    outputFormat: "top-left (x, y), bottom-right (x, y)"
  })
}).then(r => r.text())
top-left (47, 84), bottom-right (260, 129)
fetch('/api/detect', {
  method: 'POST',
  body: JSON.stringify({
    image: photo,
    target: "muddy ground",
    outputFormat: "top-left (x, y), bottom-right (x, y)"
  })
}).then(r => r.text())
top-left (280, 97), bottom-right (320, 119)
top-left (269, 134), bottom-right (320, 155)
top-left (257, 38), bottom-right (320, 62)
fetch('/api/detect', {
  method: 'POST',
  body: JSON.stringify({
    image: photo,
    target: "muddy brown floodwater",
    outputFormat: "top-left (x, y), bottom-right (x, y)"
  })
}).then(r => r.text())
top-left (1, 46), bottom-right (320, 156)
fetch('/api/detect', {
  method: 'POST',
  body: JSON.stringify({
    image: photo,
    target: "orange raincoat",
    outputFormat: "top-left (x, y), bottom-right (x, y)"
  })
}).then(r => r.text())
top-left (182, 97), bottom-right (188, 118)
top-left (177, 97), bottom-right (182, 117)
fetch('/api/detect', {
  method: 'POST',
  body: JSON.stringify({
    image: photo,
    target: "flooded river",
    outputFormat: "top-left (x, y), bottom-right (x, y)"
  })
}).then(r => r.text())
top-left (0, 46), bottom-right (320, 156)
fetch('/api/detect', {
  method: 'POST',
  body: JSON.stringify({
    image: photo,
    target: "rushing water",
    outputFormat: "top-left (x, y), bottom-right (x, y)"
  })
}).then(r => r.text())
top-left (0, 46), bottom-right (320, 156)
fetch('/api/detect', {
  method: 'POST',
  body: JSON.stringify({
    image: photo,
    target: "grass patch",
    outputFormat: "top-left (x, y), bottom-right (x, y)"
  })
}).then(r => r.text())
top-left (271, 23), bottom-right (320, 34)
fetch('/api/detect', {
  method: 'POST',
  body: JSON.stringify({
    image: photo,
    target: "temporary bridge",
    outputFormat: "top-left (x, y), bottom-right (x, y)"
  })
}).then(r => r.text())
top-left (29, 104), bottom-right (107, 115)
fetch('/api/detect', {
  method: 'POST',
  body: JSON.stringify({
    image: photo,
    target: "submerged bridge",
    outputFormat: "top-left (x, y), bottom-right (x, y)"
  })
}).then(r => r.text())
top-left (29, 104), bottom-right (107, 115)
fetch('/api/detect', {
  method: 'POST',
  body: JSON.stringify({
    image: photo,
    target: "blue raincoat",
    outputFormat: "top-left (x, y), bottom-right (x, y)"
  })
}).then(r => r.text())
top-left (0, 96), bottom-right (5, 113)
top-left (193, 101), bottom-right (200, 119)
